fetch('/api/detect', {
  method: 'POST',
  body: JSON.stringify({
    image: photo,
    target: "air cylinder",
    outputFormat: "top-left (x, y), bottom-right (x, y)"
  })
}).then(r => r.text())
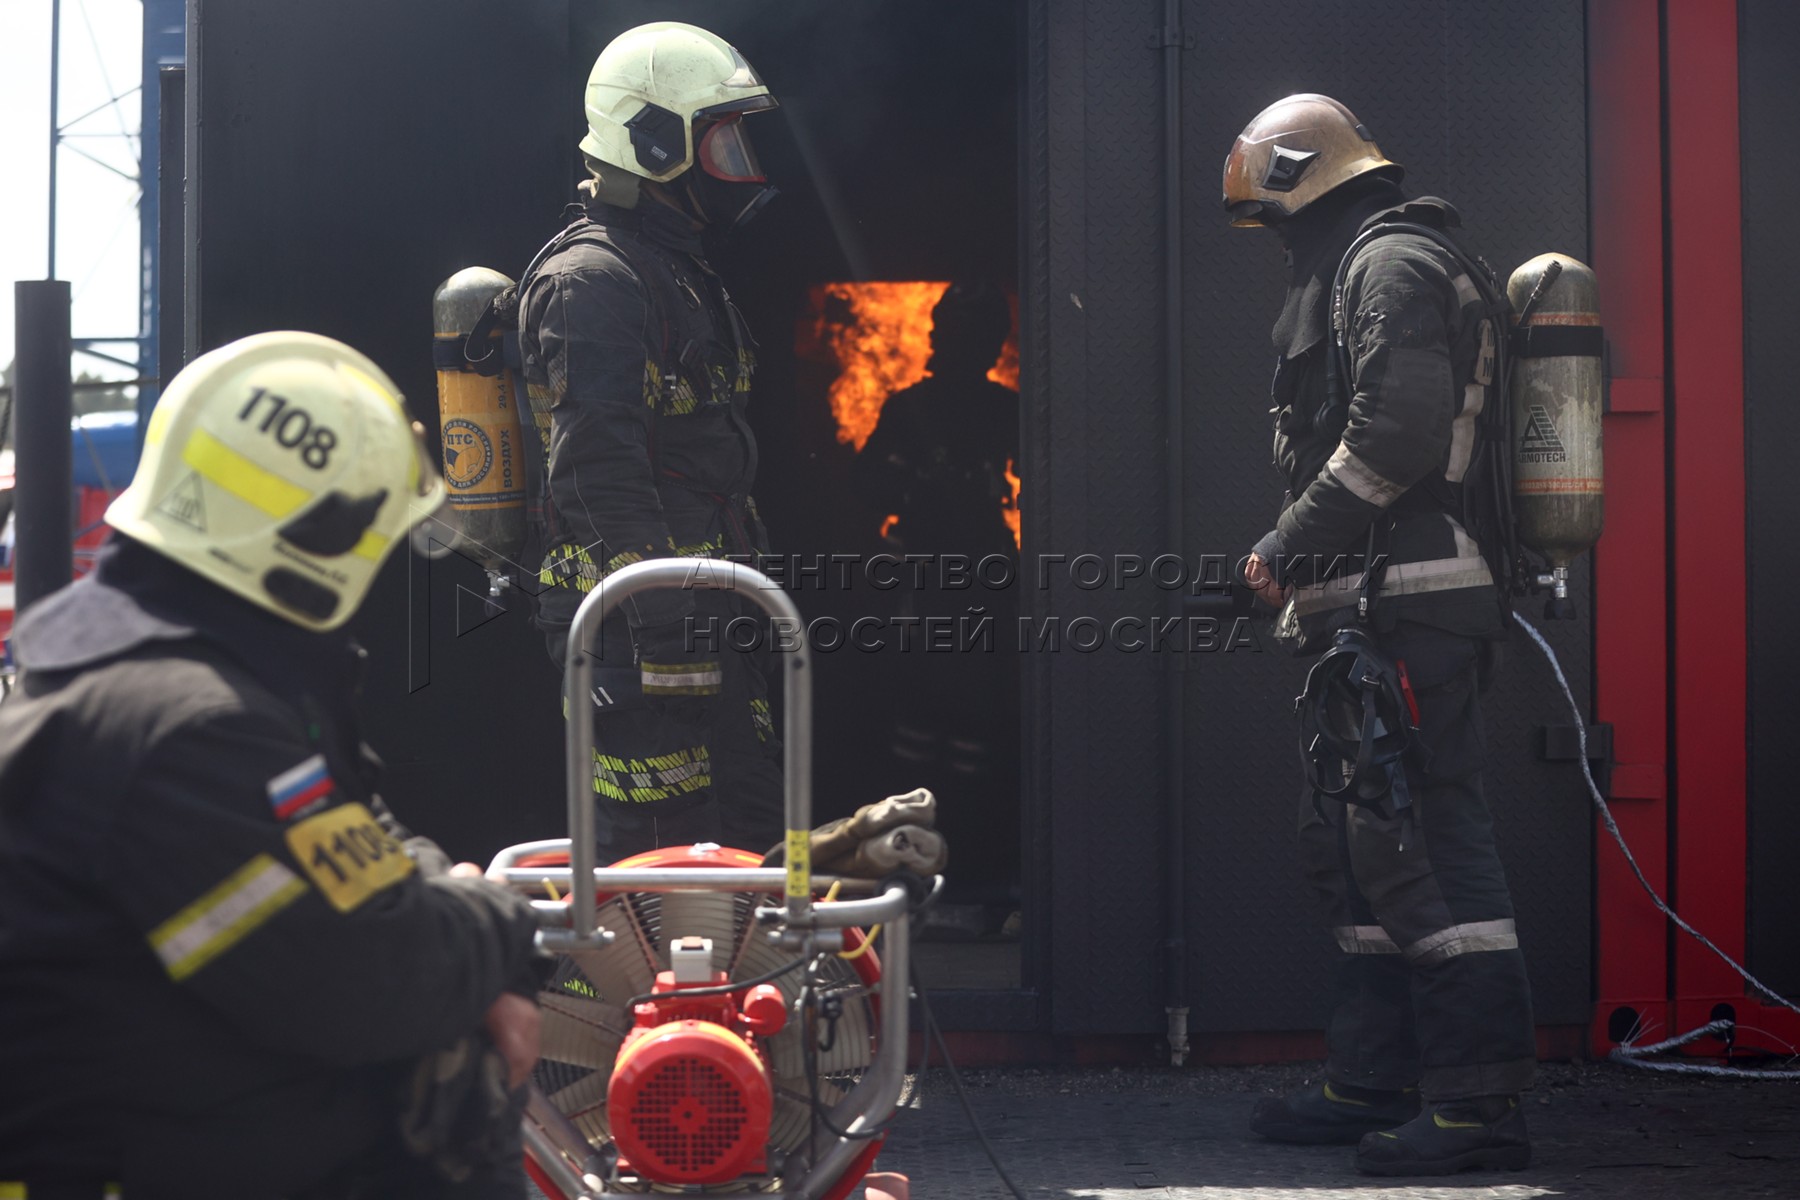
top-left (1507, 253), bottom-right (1604, 619)
top-left (433, 268), bottom-right (526, 572)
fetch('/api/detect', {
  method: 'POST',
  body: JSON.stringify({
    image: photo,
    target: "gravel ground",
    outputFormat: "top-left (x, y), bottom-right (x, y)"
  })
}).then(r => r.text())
top-left (871, 1061), bottom-right (1800, 1198)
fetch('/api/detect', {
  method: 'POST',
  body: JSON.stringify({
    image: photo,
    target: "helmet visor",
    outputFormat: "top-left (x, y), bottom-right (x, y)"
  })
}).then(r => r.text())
top-left (698, 117), bottom-right (766, 183)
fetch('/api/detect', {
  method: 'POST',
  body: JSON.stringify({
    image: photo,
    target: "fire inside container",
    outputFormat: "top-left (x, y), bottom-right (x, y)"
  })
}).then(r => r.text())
top-left (799, 282), bottom-right (1021, 546)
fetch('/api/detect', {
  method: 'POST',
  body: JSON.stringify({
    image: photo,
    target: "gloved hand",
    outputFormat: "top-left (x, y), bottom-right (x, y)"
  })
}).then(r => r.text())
top-left (764, 788), bottom-right (949, 877)
top-left (633, 617), bottom-right (722, 722)
top-left (397, 1033), bottom-right (527, 1184)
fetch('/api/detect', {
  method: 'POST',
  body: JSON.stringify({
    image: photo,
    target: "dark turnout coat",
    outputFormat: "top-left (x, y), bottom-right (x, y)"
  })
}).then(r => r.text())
top-left (517, 191), bottom-right (769, 635)
top-left (1254, 194), bottom-right (1506, 651)
top-left (0, 542), bottom-right (541, 1194)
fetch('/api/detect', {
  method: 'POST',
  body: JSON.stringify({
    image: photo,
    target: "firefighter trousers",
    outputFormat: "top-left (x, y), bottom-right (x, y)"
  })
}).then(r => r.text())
top-left (1297, 620), bottom-right (1537, 1101)
top-left (548, 613), bottom-right (785, 861)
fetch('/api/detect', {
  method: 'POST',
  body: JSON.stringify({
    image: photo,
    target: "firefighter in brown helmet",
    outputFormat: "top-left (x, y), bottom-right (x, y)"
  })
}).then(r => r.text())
top-left (1225, 94), bottom-right (1535, 1175)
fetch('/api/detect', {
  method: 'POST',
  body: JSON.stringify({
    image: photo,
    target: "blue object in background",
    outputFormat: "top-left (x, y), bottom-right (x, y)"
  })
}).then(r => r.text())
top-left (70, 411), bottom-right (141, 492)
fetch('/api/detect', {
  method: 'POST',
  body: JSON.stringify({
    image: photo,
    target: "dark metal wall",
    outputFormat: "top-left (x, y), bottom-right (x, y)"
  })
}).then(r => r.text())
top-left (1023, 0), bottom-right (1170, 1033)
top-left (1741, 0), bottom-right (1800, 995)
top-left (191, 0), bottom-right (574, 862)
top-left (1024, 0), bottom-right (1595, 1034)
top-left (193, 0), bottom-right (1597, 1037)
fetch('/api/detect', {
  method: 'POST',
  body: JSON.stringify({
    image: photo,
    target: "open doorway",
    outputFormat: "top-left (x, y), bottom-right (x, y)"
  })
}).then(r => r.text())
top-left (571, 1), bottom-right (1025, 988)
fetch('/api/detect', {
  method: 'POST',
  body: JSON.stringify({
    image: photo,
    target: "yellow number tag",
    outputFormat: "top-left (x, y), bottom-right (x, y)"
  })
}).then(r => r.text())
top-left (285, 803), bottom-right (415, 913)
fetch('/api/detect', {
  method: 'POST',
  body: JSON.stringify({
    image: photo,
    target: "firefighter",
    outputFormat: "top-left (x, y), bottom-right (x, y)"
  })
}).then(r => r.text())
top-left (516, 21), bottom-right (785, 860)
top-left (1223, 95), bottom-right (1535, 1174)
top-left (0, 333), bottom-right (546, 1198)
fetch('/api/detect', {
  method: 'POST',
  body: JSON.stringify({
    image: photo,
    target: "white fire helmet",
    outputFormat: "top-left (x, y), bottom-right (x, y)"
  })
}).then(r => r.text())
top-left (580, 21), bottom-right (777, 184)
top-left (106, 331), bottom-right (447, 631)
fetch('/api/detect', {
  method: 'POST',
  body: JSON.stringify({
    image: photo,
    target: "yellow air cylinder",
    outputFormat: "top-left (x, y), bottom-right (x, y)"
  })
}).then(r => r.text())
top-left (1507, 253), bottom-right (1605, 619)
top-left (433, 267), bottom-right (526, 572)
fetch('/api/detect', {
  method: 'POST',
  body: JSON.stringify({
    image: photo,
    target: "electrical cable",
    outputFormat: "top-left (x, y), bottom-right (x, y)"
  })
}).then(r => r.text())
top-left (1607, 1019), bottom-right (1800, 1080)
top-left (912, 959), bottom-right (1030, 1200)
top-left (799, 925), bottom-right (924, 1145)
top-left (1516, 614), bottom-right (1800, 1077)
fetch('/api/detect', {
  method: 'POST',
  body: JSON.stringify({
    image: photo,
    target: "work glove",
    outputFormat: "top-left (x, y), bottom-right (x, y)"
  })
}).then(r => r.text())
top-left (764, 787), bottom-right (949, 877)
top-left (633, 617), bottom-right (723, 723)
top-left (397, 1035), bottom-right (526, 1184)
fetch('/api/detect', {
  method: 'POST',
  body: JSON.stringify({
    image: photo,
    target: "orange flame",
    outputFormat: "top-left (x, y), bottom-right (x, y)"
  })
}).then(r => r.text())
top-left (809, 282), bottom-right (947, 452)
top-left (801, 282), bottom-right (1021, 543)
top-left (1002, 459), bottom-right (1022, 550)
top-left (804, 282), bottom-right (1019, 450)
top-left (988, 333), bottom-right (1020, 392)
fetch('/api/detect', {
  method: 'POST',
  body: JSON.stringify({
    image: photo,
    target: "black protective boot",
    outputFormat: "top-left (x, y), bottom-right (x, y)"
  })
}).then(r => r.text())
top-left (1249, 1080), bottom-right (1420, 1145)
top-left (1355, 1095), bottom-right (1531, 1175)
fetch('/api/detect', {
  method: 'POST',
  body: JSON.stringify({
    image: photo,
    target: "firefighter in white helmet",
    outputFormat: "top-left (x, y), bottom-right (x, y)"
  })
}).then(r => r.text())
top-left (0, 333), bottom-right (545, 1197)
top-left (514, 22), bottom-right (785, 858)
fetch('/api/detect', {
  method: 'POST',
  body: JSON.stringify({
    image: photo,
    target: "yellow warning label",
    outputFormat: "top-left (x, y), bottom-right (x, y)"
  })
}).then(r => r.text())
top-left (785, 829), bottom-right (812, 900)
top-left (436, 371), bottom-right (523, 506)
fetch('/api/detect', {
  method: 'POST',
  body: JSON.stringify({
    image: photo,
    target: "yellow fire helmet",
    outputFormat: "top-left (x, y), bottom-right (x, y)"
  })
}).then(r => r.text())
top-left (580, 21), bottom-right (777, 183)
top-left (1222, 94), bottom-right (1402, 227)
top-left (106, 331), bottom-right (447, 631)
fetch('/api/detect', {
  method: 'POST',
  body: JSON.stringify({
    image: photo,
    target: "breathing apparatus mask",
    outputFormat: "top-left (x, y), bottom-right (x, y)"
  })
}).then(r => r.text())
top-left (687, 115), bottom-right (779, 232)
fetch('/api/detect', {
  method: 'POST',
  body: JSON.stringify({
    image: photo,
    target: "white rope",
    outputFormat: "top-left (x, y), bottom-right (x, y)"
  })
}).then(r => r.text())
top-left (1515, 615), bottom-right (1800, 1079)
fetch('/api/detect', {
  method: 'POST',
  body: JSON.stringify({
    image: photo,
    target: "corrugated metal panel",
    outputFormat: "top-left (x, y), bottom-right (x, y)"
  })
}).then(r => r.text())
top-left (1177, 0), bottom-right (1593, 1031)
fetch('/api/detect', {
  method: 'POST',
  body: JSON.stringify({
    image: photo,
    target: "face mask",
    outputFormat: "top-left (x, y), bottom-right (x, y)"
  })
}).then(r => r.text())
top-left (691, 117), bottom-right (780, 232)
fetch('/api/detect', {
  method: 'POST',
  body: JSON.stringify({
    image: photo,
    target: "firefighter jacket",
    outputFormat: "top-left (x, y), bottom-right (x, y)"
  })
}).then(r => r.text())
top-left (517, 187), bottom-right (768, 636)
top-left (1254, 191), bottom-right (1506, 652)
top-left (0, 539), bottom-right (543, 1193)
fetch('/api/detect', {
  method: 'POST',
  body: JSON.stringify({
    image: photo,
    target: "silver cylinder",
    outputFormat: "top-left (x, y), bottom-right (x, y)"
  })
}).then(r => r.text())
top-left (1508, 253), bottom-right (1605, 573)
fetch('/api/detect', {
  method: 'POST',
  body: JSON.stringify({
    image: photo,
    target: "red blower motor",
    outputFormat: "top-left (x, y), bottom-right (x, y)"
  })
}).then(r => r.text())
top-left (606, 938), bottom-right (790, 1186)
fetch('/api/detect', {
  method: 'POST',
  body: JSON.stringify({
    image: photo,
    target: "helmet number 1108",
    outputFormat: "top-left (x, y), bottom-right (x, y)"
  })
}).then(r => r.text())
top-left (238, 387), bottom-right (337, 469)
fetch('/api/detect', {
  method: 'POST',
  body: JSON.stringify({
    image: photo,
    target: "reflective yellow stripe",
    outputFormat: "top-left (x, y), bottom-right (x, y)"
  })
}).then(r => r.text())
top-left (149, 854), bottom-right (308, 981)
top-left (352, 527), bottom-right (390, 562)
top-left (143, 402), bottom-right (172, 450)
top-left (182, 428), bottom-right (310, 518)
top-left (1, 1184), bottom-right (28, 1199)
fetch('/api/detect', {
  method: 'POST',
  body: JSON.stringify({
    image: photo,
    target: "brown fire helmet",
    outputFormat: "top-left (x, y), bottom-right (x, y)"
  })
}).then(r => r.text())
top-left (1222, 94), bottom-right (1403, 227)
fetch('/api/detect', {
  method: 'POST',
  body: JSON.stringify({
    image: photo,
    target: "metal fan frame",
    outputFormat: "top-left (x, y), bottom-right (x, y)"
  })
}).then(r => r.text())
top-left (486, 558), bottom-right (923, 1200)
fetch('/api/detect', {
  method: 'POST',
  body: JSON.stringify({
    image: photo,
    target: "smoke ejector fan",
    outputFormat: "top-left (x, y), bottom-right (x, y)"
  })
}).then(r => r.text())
top-left (521, 842), bottom-right (885, 1196)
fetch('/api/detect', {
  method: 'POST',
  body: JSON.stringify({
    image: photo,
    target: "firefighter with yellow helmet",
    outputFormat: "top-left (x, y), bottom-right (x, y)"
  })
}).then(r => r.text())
top-left (1226, 96), bottom-right (1536, 1174)
top-left (0, 333), bottom-right (545, 1197)
top-left (515, 22), bottom-right (785, 858)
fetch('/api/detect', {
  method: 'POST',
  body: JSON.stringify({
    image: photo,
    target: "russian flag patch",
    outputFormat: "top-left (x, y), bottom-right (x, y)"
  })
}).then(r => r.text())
top-left (267, 754), bottom-right (334, 821)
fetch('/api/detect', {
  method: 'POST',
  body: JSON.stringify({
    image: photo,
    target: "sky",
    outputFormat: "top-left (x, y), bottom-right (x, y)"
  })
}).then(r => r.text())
top-left (1, 0), bottom-right (148, 381)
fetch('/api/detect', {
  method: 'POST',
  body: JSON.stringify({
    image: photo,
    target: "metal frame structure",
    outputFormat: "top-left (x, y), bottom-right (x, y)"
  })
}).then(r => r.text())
top-left (39, 0), bottom-right (183, 422)
top-left (485, 559), bottom-right (919, 1199)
